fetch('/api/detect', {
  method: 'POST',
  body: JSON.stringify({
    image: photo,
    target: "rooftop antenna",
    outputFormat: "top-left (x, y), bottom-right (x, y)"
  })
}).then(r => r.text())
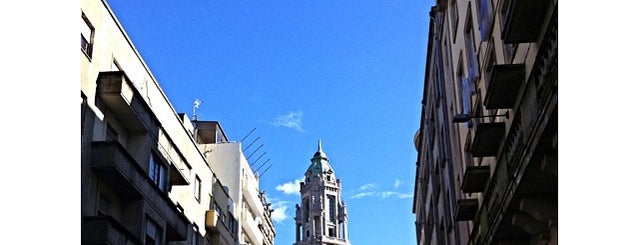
top-left (240, 128), bottom-right (256, 143)
top-left (258, 165), bottom-right (273, 179)
top-left (250, 152), bottom-right (267, 167)
top-left (243, 136), bottom-right (261, 152)
top-left (246, 144), bottom-right (264, 161)
top-left (255, 158), bottom-right (271, 172)
top-left (192, 99), bottom-right (202, 121)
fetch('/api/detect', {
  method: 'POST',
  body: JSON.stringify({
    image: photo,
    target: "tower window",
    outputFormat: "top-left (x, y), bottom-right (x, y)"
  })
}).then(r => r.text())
top-left (328, 195), bottom-right (336, 222)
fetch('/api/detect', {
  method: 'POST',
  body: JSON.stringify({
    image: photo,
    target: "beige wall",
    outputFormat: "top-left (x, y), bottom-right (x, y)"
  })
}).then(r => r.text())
top-left (81, 0), bottom-right (224, 242)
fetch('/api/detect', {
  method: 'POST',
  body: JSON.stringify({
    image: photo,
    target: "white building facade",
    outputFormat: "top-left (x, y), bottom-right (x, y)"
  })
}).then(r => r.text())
top-left (198, 124), bottom-right (275, 245)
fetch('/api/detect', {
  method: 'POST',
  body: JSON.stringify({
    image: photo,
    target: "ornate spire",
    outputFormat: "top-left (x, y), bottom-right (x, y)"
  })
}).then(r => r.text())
top-left (318, 139), bottom-right (323, 153)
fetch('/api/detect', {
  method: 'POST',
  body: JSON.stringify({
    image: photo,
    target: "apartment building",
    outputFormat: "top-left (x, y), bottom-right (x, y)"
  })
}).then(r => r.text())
top-left (81, 0), bottom-right (272, 244)
top-left (195, 120), bottom-right (276, 245)
top-left (413, 0), bottom-right (557, 244)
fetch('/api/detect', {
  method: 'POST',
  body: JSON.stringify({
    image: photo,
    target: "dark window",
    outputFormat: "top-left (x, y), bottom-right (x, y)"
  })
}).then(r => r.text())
top-left (450, 0), bottom-right (459, 41)
top-left (145, 218), bottom-right (162, 245)
top-left (303, 198), bottom-right (309, 221)
top-left (81, 13), bottom-right (94, 58)
top-left (465, 3), bottom-right (479, 82)
top-left (149, 154), bottom-right (167, 192)
top-left (81, 93), bottom-right (88, 133)
top-left (328, 195), bottom-right (336, 223)
top-left (499, 0), bottom-right (515, 63)
top-left (477, 0), bottom-right (493, 41)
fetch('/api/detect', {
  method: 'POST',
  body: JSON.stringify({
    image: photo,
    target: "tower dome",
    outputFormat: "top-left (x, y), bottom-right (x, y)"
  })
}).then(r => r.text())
top-left (306, 139), bottom-right (334, 176)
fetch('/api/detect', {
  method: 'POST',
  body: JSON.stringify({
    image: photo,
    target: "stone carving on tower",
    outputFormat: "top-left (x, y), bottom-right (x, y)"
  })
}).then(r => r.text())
top-left (294, 140), bottom-right (350, 245)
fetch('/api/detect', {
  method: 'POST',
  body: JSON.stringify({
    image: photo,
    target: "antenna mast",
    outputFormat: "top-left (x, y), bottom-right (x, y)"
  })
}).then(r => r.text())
top-left (193, 99), bottom-right (202, 121)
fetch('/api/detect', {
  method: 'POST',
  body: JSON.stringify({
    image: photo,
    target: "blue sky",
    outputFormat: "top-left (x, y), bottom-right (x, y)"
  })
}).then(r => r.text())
top-left (106, 0), bottom-right (433, 244)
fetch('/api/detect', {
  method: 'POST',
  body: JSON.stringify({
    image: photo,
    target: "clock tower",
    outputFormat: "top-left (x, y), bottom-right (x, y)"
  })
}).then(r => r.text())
top-left (294, 140), bottom-right (350, 245)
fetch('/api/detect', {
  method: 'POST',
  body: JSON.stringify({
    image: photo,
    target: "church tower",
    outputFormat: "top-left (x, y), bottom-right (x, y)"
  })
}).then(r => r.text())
top-left (294, 140), bottom-right (350, 245)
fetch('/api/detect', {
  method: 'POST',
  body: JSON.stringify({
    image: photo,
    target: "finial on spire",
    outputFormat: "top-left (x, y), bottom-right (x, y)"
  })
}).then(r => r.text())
top-left (318, 139), bottom-right (323, 152)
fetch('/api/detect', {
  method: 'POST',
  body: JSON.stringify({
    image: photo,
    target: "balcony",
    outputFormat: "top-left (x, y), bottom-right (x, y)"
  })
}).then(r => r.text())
top-left (470, 122), bottom-right (506, 157)
top-left (82, 216), bottom-right (143, 245)
top-left (454, 198), bottom-right (479, 221)
top-left (502, 0), bottom-right (552, 43)
top-left (461, 166), bottom-right (491, 193)
top-left (168, 158), bottom-right (190, 186)
top-left (205, 210), bottom-right (221, 233)
top-left (241, 210), bottom-right (263, 245)
top-left (90, 141), bottom-right (189, 241)
top-left (96, 71), bottom-right (156, 133)
top-left (484, 64), bottom-right (525, 109)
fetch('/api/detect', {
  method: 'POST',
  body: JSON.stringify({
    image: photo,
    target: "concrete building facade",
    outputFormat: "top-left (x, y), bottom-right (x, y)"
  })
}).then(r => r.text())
top-left (413, 0), bottom-right (557, 244)
top-left (80, 0), bottom-right (274, 244)
top-left (294, 141), bottom-right (350, 245)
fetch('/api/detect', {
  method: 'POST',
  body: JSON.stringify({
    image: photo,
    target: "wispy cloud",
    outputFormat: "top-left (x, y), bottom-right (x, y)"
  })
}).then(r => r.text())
top-left (272, 111), bottom-right (305, 132)
top-left (393, 179), bottom-right (401, 189)
top-left (275, 177), bottom-right (304, 195)
top-left (350, 182), bottom-right (413, 200)
top-left (359, 183), bottom-right (377, 191)
top-left (381, 191), bottom-right (413, 199)
top-left (351, 192), bottom-right (375, 199)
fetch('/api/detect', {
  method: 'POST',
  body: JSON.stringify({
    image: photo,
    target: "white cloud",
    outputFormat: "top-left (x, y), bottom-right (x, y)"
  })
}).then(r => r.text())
top-left (270, 201), bottom-right (289, 223)
top-left (275, 177), bottom-right (304, 195)
top-left (393, 179), bottom-right (401, 189)
top-left (272, 111), bottom-right (305, 132)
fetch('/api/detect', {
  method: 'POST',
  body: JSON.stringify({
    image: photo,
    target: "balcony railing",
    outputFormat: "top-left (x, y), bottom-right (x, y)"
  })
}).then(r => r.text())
top-left (82, 216), bottom-right (143, 245)
top-left (454, 198), bottom-right (479, 221)
top-left (470, 122), bottom-right (506, 157)
top-left (501, 0), bottom-right (552, 43)
top-left (90, 141), bottom-right (189, 241)
top-left (484, 64), bottom-right (525, 110)
top-left (461, 166), bottom-right (491, 193)
top-left (96, 71), bottom-right (158, 134)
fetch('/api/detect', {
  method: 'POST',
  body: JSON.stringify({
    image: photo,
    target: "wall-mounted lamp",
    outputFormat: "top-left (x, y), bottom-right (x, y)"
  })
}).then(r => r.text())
top-left (452, 111), bottom-right (509, 123)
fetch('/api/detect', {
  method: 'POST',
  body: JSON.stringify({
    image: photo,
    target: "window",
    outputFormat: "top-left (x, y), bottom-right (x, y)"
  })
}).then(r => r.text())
top-left (450, 0), bottom-right (459, 41)
top-left (81, 12), bottom-right (94, 58)
top-left (303, 198), bottom-right (309, 221)
top-left (499, 0), bottom-right (515, 63)
top-left (328, 195), bottom-right (336, 223)
top-left (477, 0), bottom-right (493, 41)
top-left (146, 218), bottom-right (162, 245)
top-left (455, 54), bottom-right (471, 115)
top-left (194, 176), bottom-right (201, 202)
top-left (149, 154), bottom-right (167, 192)
top-left (465, 3), bottom-right (479, 82)
top-left (81, 93), bottom-right (87, 133)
